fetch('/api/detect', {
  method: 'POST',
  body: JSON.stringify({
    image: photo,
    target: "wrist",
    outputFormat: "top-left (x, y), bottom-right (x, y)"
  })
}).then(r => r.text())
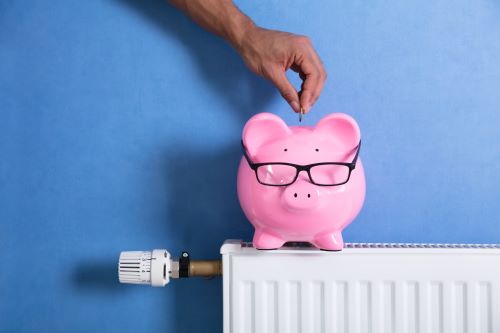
top-left (224, 13), bottom-right (257, 52)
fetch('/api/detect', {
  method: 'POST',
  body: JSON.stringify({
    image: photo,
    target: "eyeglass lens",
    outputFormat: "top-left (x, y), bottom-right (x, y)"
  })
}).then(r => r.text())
top-left (256, 164), bottom-right (296, 185)
top-left (309, 164), bottom-right (350, 185)
top-left (256, 164), bottom-right (350, 186)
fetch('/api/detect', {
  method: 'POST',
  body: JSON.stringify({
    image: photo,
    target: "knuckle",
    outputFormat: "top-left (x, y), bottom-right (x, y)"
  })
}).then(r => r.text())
top-left (261, 66), bottom-right (275, 78)
top-left (320, 70), bottom-right (327, 81)
top-left (296, 35), bottom-right (312, 46)
top-left (280, 90), bottom-right (295, 101)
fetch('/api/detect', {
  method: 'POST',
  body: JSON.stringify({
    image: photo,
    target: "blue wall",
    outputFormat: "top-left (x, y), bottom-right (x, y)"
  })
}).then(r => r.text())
top-left (1, 0), bottom-right (499, 331)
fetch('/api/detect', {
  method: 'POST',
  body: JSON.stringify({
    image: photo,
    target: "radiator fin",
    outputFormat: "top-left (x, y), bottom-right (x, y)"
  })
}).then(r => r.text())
top-left (407, 281), bottom-right (419, 333)
top-left (237, 281), bottom-right (255, 333)
top-left (312, 281), bottom-right (325, 333)
top-left (333, 281), bottom-right (348, 333)
top-left (359, 281), bottom-right (372, 333)
top-left (479, 282), bottom-right (492, 333)
top-left (382, 281), bottom-right (396, 333)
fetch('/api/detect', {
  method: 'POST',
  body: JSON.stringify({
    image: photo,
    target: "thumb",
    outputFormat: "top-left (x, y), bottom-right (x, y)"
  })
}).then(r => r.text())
top-left (267, 69), bottom-right (300, 113)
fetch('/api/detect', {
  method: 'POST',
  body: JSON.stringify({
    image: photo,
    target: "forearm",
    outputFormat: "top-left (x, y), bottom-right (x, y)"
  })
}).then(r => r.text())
top-left (170, 0), bottom-right (255, 50)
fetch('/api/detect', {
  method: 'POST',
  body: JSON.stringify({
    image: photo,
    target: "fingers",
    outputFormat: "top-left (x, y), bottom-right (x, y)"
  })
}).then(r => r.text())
top-left (267, 69), bottom-right (301, 113)
top-left (246, 30), bottom-right (326, 114)
top-left (294, 39), bottom-right (327, 113)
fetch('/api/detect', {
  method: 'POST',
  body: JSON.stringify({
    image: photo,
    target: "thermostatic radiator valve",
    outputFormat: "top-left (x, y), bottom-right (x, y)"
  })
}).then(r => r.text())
top-left (118, 250), bottom-right (222, 287)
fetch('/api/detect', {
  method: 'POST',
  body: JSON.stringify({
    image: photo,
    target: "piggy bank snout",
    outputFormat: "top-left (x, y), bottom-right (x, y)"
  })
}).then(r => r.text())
top-left (282, 177), bottom-right (319, 210)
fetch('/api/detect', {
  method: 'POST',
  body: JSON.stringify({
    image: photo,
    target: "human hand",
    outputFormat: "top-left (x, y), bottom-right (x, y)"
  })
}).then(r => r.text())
top-left (236, 26), bottom-right (326, 114)
top-left (170, 0), bottom-right (325, 113)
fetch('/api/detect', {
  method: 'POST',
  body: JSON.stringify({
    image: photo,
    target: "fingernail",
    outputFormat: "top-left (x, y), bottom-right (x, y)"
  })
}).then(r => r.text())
top-left (302, 103), bottom-right (312, 113)
top-left (290, 101), bottom-right (300, 113)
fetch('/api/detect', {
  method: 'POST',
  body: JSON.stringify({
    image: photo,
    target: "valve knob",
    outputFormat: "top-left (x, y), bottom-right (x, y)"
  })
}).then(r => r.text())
top-left (118, 249), bottom-right (170, 287)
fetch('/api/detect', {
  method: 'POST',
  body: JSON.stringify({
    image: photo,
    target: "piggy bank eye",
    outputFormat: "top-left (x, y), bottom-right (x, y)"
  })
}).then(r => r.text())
top-left (284, 148), bottom-right (288, 152)
top-left (315, 148), bottom-right (319, 152)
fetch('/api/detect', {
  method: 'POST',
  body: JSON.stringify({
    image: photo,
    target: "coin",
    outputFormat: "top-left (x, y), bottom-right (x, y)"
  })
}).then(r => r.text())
top-left (299, 107), bottom-right (304, 123)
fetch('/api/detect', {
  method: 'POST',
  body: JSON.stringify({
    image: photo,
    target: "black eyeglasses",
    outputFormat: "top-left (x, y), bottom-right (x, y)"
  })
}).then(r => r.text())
top-left (241, 140), bottom-right (361, 187)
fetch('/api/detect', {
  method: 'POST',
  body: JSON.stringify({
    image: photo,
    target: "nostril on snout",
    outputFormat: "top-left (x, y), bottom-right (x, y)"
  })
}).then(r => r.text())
top-left (294, 193), bottom-right (297, 198)
top-left (307, 193), bottom-right (311, 198)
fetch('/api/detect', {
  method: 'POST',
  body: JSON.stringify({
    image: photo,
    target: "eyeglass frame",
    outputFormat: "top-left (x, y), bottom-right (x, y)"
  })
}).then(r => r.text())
top-left (241, 140), bottom-right (362, 187)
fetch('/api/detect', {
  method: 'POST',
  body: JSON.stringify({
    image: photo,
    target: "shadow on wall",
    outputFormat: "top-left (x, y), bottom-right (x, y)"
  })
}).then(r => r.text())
top-left (72, 260), bottom-right (126, 293)
top-left (115, 0), bottom-right (277, 122)
top-left (67, 146), bottom-right (254, 331)
top-left (111, 1), bottom-right (273, 332)
top-left (163, 146), bottom-right (254, 333)
top-left (163, 145), bottom-right (253, 255)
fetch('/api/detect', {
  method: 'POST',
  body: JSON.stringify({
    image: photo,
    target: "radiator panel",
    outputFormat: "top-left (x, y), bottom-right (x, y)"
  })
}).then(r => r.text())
top-left (222, 241), bottom-right (500, 333)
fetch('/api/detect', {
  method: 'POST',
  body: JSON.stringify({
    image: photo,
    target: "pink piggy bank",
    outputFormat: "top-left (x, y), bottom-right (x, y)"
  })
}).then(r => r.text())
top-left (237, 113), bottom-right (365, 251)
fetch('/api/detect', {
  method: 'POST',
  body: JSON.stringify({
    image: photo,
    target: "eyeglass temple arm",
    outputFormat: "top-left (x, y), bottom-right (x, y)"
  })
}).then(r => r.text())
top-left (351, 140), bottom-right (362, 167)
top-left (241, 140), bottom-right (255, 168)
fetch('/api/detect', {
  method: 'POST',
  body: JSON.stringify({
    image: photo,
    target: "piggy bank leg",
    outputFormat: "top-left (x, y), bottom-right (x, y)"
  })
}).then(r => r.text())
top-left (253, 229), bottom-right (285, 250)
top-left (313, 231), bottom-right (344, 251)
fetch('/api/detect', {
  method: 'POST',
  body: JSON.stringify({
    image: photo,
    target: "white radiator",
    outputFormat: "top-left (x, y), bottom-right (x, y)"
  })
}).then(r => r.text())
top-left (221, 240), bottom-right (500, 333)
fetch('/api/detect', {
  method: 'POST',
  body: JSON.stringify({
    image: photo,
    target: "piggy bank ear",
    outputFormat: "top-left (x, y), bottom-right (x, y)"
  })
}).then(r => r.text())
top-left (242, 113), bottom-right (291, 157)
top-left (314, 113), bottom-right (360, 150)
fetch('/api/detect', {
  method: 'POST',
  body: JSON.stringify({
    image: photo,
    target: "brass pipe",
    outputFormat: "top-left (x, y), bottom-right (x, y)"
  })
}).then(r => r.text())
top-left (188, 260), bottom-right (222, 277)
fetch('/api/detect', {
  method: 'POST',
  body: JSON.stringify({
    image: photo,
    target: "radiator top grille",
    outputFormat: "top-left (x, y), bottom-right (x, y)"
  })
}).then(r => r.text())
top-left (241, 241), bottom-right (500, 249)
top-left (344, 242), bottom-right (500, 249)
